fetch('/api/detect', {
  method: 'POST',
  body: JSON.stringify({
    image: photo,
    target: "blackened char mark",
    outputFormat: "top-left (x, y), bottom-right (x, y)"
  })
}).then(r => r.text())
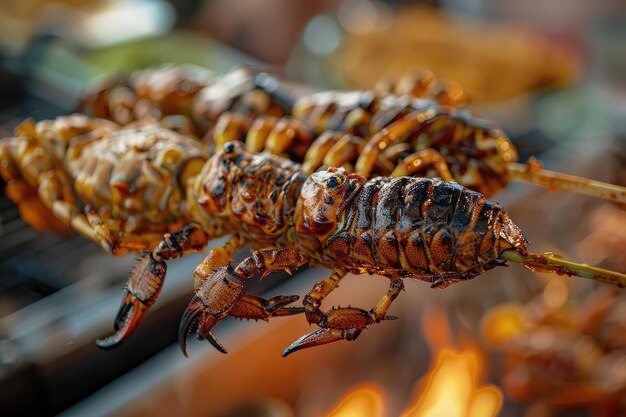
top-left (425, 180), bottom-right (456, 229)
top-left (397, 178), bottom-right (430, 232)
top-left (450, 188), bottom-right (484, 234)
top-left (374, 178), bottom-right (408, 232)
top-left (354, 177), bottom-right (387, 230)
top-left (473, 200), bottom-right (501, 236)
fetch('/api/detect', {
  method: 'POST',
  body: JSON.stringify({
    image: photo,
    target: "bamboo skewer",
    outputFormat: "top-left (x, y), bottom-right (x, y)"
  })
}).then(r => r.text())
top-left (500, 250), bottom-right (626, 288)
top-left (506, 161), bottom-right (626, 205)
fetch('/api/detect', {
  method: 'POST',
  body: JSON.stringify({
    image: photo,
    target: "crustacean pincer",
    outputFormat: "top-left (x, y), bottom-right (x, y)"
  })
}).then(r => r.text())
top-left (96, 226), bottom-right (206, 349)
top-left (283, 305), bottom-right (399, 356)
top-left (179, 263), bottom-right (303, 356)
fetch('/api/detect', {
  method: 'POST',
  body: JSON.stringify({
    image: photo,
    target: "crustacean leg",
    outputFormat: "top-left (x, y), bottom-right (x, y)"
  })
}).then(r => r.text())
top-left (390, 149), bottom-right (455, 181)
top-left (291, 90), bottom-right (377, 137)
top-left (210, 112), bottom-right (252, 150)
top-left (247, 115), bottom-right (312, 158)
top-left (1, 172), bottom-right (70, 236)
top-left (97, 223), bottom-right (215, 348)
top-left (210, 113), bottom-right (314, 160)
top-left (301, 131), bottom-right (345, 174)
top-left (302, 268), bottom-right (347, 326)
top-left (352, 108), bottom-right (517, 197)
top-left (355, 108), bottom-right (453, 178)
top-left (0, 132), bottom-right (114, 246)
top-left (282, 277), bottom-right (403, 357)
top-left (301, 132), bottom-right (395, 175)
top-left (179, 247), bottom-right (308, 355)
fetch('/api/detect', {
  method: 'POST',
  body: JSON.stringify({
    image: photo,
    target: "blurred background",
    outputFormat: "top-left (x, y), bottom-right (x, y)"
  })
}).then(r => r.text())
top-left (0, 0), bottom-right (625, 416)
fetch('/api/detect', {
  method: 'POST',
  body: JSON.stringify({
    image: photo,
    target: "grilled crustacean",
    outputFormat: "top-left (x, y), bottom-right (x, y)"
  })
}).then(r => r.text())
top-left (81, 65), bottom-right (295, 139)
top-left (291, 90), bottom-right (626, 203)
top-left (293, 90), bottom-right (516, 197)
top-left (3, 116), bottom-right (623, 357)
top-left (80, 64), bottom-right (214, 136)
top-left (0, 115), bottom-right (307, 347)
top-left (206, 92), bottom-right (515, 197)
top-left (80, 64), bottom-right (626, 203)
top-left (82, 65), bottom-right (491, 187)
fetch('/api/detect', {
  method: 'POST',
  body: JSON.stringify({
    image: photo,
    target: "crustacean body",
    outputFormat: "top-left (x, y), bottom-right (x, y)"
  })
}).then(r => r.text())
top-left (81, 65), bottom-right (296, 139)
top-left (290, 90), bottom-right (625, 203)
top-left (81, 65), bottom-right (626, 204)
top-left (1, 116), bottom-right (539, 356)
top-left (212, 92), bottom-right (515, 197)
top-left (0, 115), bottom-right (208, 251)
top-left (2, 115), bottom-right (625, 356)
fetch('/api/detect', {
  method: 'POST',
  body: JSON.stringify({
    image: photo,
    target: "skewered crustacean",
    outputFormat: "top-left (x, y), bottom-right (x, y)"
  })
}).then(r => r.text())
top-left (82, 63), bottom-right (626, 203)
top-left (82, 65), bottom-right (626, 203)
top-left (293, 92), bottom-right (542, 193)
top-left (83, 65), bottom-right (516, 197)
top-left (82, 65), bottom-right (482, 178)
top-left (195, 82), bottom-right (514, 197)
top-left (214, 92), bottom-right (625, 204)
top-left (291, 90), bottom-right (626, 203)
top-left (2, 116), bottom-right (623, 357)
top-left (80, 64), bottom-right (214, 136)
top-left (81, 65), bottom-right (296, 138)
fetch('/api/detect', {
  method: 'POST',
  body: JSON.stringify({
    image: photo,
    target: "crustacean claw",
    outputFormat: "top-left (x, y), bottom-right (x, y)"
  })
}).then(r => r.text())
top-left (97, 255), bottom-right (167, 348)
top-left (282, 328), bottom-right (353, 357)
top-left (97, 291), bottom-right (149, 349)
top-left (282, 306), bottom-right (397, 357)
top-left (179, 294), bottom-right (227, 356)
top-left (178, 265), bottom-right (304, 357)
top-left (230, 294), bottom-right (304, 319)
top-left (179, 265), bottom-right (243, 357)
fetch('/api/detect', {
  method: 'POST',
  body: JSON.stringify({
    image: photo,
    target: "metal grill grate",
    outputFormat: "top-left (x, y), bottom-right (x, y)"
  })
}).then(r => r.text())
top-left (0, 95), bottom-right (104, 318)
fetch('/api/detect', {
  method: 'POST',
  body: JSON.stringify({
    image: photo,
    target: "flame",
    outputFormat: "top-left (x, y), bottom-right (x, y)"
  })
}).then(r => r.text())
top-left (409, 306), bottom-right (502, 417)
top-left (323, 384), bottom-right (385, 417)
top-left (322, 307), bottom-right (503, 417)
top-left (400, 349), bottom-right (502, 417)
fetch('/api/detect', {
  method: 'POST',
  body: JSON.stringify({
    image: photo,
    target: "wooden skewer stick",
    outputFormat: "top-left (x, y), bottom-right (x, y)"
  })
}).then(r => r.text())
top-left (507, 161), bottom-right (626, 205)
top-left (500, 250), bottom-right (626, 288)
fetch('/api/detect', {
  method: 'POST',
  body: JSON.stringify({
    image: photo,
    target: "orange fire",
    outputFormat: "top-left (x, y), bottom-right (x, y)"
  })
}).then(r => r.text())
top-left (400, 349), bottom-right (502, 417)
top-left (322, 307), bottom-right (503, 417)
top-left (324, 384), bottom-right (385, 417)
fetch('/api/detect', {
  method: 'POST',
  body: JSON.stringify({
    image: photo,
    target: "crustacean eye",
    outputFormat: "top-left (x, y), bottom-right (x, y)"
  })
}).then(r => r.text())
top-left (325, 175), bottom-right (343, 190)
top-left (223, 142), bottom-right (236, 154)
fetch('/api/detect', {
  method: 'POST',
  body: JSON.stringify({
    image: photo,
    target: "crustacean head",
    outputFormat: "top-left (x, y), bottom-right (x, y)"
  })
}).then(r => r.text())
top-left (296, 167), bottom-right (366, 239)
top-left (195, 141), bottom-right (305, 236)
top-left (195, 141), bottom-right (248, 213)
